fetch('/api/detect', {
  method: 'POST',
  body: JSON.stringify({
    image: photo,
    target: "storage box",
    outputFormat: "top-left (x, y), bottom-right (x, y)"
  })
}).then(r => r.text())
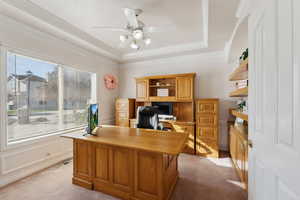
top-left (157, 89), bottom-right (169, 97)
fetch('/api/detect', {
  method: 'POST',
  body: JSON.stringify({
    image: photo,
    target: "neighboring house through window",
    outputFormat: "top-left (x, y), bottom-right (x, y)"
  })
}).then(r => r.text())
top-left (6, 52), bottom-right (96, 143)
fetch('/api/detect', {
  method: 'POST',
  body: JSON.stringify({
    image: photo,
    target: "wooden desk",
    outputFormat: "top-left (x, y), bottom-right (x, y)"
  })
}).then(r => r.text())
top-left (62, 126), bottom-right (188, 200)
top-left (130, 119), bottom-right (195, 154)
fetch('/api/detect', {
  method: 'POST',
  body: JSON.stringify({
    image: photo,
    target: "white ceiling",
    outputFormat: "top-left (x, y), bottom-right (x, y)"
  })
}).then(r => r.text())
top-left (1, 0), bottom-right (241, 62)
top-left (29, 0), bottom-right (205, 53)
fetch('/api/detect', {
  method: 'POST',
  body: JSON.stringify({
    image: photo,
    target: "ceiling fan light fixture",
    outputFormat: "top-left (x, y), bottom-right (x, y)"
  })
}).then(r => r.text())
top-left (133, 29), bottom-right (143, 40)
top-left (130, 41), bottom-right (139, 49)
top-left (120, 34), bottom-right (128, 42)
top-left (144, 37), bottom-right (151, 45)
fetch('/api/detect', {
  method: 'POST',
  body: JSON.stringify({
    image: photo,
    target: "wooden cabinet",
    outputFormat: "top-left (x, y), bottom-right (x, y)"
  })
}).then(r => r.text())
top-left (73, 140), bottom-right (93, 189)
top-left (230, 125), bottom-right (248, 190)
top-left (115, 98), bottom-right (135, 127)
top-left (176, 76), bottom-right (194, 101)
top-left (93, 144), bottom-right (133, 198)
top-left (170, 122), bottom-right (195, 154)
top-left (130, 119), bottom-right (137, 128)
top-left (136, 79), bottom-right (148, 101)
top-left (135, 73), bottom-right (195, 102)
top-left (195, 99), bottom-right (219, 157)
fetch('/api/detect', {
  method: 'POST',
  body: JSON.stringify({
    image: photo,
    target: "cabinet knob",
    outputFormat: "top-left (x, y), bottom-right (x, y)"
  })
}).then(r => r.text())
top-left (248, 140), bottom-right (253, 148)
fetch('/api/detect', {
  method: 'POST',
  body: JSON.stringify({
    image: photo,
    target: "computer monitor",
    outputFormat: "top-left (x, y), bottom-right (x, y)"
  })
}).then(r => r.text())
top-left (152, 102), bottom-right (173, 115)
top-left (87, 104), bottom-right (98, 135)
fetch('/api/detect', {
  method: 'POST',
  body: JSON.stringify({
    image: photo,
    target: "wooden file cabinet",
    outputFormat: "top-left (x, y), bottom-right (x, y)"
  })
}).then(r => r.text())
top-left (115, 98), bottom-right (135, 127)
top-left (195, 99), bottom-right (219, 157)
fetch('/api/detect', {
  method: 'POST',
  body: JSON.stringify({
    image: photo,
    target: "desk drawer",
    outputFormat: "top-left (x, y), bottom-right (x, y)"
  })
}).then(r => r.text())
top-left (196, 127), bottom-right (218, 140)
top-left (196, 115), bottom-right (218, 126)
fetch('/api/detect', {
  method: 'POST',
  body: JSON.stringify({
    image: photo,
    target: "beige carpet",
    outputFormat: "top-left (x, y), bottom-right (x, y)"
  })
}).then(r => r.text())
top-left (0, 154), bottom-right (247, 200)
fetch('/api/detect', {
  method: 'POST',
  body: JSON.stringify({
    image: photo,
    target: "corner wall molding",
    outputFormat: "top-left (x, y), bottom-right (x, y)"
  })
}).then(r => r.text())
top-left (236, 0), bottom-right (250, 19)
top-left (0, 0), bottom-right (122, 62)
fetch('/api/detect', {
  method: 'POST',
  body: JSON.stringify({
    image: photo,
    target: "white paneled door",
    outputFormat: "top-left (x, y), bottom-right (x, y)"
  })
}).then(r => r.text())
top-left (248, 0), bottom-right (300, 199)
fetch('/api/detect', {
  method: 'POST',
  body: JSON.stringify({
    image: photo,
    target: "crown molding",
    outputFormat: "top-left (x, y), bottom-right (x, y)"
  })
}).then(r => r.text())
top-left (121, 42), bottom-right (208, 63)
top-left (0, 0), bottom-right (122, 62)
top-left (236, 0), bottom-right (250, 19)
top-left (224, 0), bottom-right (249, 63)
top-left (202, 0), bottom-right (209, 47)
top-left (120, 50), bottom-right (226, 66)
top-left (0, 0), bottom-right (211, 64)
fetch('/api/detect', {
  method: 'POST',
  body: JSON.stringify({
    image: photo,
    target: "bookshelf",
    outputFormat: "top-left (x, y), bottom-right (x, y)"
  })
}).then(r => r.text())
top-left (229, 58), bottom-right (248, 81)
top-left (229, 87), bottom-right (248, 97)
top-left (231, 109), bottom-right (248, 121)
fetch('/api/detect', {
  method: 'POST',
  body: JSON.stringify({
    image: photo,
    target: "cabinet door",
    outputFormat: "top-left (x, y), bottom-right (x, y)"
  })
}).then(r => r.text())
top-left (172, 124), bottom-right (195, 154)
top-left (136, 79), bottom-right (148, 101)
top-left (196, 138), bottom-right (219, 158)
top-left (176, 77), bottom-right (193, 101)
top-left (94, 144), bottom-right (110, 183)
top-left (196, 100), bottom-right (218, 114)
top-left (111, 147), bottom-right (133, 192)
top-left (73, 140), bottom-right (92, 180)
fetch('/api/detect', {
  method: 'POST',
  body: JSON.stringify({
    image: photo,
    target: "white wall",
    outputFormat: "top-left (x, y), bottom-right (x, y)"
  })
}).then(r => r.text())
top-left (0, 13), bottom-right (119, 187)
top-left (119, 52), bottom-right (236, 151)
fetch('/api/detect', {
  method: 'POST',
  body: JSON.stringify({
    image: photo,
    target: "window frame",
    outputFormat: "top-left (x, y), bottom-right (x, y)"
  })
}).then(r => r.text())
top-left (0, 46), bottom-right (96, 151)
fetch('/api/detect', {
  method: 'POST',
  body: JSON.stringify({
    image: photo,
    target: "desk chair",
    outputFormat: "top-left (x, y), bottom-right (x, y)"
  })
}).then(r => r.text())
top-left (136, 106), bottom-right (164, 130)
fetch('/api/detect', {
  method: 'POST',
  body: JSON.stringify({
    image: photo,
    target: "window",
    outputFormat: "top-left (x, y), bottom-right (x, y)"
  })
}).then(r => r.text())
top-left (63, 67), bottom-right (92, 130)
top-left (6, 52), bottom-right (96, 143)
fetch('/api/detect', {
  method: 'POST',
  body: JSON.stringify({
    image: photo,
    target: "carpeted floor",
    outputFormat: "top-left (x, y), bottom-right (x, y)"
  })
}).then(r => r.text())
top-left (0, 154), bottom-right (247, 200)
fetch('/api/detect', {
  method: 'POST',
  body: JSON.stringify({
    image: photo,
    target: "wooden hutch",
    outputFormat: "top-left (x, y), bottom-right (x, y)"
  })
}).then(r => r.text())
top-left (133, 73), bottom-right (196, 154)
top-left (115, 73), bottom-right (222, 157)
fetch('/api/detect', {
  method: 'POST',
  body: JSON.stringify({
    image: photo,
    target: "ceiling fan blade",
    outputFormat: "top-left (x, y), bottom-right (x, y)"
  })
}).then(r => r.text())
top-left (92, 26), bottom-right (129, 33)
top-left (143, 26), bottom-right (176, 33)
top-left (123, 8), bottom-right (139, 28)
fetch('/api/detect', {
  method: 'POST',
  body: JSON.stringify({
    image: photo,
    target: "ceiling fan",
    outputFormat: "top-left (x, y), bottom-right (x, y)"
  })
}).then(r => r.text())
top-left (93, 8), bottom-right (175, 50)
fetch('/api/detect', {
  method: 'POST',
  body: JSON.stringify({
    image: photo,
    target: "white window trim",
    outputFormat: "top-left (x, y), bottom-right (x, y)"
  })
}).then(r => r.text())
top-left (5, 126), bottom-right (85, 151)
top-left (0, 46), bottom-right (8, 151)
top-left (0, 45), bottom-right (97, 151)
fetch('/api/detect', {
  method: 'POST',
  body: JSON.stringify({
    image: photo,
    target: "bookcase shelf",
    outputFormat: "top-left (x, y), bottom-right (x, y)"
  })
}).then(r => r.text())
top-left (149, 85), bottom-right (175, 88)
top-left (231, 109), bottom-right (248, 121)
top-left (229, 87), bottom-right (248, 97)
top-left (229, 58), bottom-right (248, 81)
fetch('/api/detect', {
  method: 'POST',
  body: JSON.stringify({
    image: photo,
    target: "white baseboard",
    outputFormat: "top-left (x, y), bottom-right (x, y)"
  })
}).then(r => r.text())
top-left (0, 151), bottom-right (72, 188)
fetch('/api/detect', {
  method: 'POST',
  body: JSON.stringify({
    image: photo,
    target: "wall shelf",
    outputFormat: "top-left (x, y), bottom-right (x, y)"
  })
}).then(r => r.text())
top-left (231, 110), bottom-right (248, 121)
top-left (229, 87), bottom-right (248, 97)
top-left (229, 58), bottom-right (248, 81)
top-left (149, 85), bottom-right (175, 88)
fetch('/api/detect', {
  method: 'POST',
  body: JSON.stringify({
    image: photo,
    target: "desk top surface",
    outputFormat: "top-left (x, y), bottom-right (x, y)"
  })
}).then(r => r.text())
top-left (62, 126), bottom-right (188, 155)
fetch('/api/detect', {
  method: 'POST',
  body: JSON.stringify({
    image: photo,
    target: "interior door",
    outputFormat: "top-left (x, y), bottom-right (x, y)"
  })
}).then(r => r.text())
top-left (249, 0), bottom-right (300, 199)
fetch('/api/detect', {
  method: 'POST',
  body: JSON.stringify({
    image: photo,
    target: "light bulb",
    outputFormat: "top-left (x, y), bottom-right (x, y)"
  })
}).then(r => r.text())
top-left (130, 41), bottom-right (139, 49)
top-left (120, 35), bottom-right (127, 42)
top-left (144, 37), bottom-right (151, 45)
top-left (133, 29), bottom-right (143, 40)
